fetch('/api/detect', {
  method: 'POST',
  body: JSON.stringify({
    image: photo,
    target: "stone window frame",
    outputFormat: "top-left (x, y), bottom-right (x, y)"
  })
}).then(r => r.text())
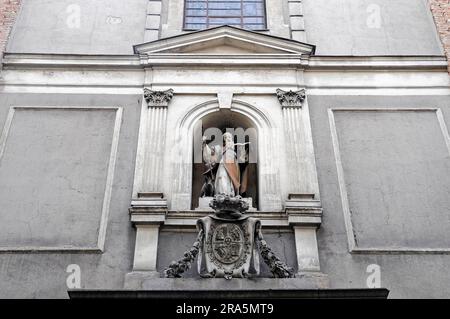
top-left (182, 0), bottom-right (268, 31)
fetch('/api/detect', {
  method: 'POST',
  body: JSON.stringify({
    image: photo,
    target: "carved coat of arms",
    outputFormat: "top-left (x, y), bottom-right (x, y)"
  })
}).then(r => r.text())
top-left (164, 195), bottom-right (295, 280)
top-left (196, 215), bottom-right (260, 279)
top-left (211, 223), bottom-right (244, 264)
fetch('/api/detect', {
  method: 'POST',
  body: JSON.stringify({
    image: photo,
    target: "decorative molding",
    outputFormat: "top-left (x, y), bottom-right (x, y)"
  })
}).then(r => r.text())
top-left (169, 98), bottom-right (281, 211)
top-left (143, 88), bottom-right (174, 107)
top-left (164, 210), bottom-right (289, 228)
top-left (134, 25), bottom-right (315, 55)
top-left (129, 193), bottom-right (168, 225)
top-left (308, 55), bottom-right (449, 69)
top-left (0, 106), bottom-right (123, 253)
top-left (1, 53), bottom-right (448, 95)
top-left (276, 88), bottom-right (306, 108)
top-left (3, 53), bottom-right (447, 69)
top-left (328, 107), bottom-right (450, 254)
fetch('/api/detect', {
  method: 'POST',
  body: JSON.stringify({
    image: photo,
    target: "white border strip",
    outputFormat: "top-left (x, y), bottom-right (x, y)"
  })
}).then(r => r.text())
top-left (328, 107), bottom-right (450, 254)
top-left (0, 106), bottom-right (123, 253)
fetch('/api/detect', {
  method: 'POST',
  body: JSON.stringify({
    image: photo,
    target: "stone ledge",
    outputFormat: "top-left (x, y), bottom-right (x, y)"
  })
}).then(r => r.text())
top-left (123, 276), bottom-right (331, 291)
top-left (69, 285), bottom-right (389, 299)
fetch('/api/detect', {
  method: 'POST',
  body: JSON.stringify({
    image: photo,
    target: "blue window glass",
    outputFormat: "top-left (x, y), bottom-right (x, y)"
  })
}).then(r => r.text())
top-left (184, 0), bottom-right (267, 30)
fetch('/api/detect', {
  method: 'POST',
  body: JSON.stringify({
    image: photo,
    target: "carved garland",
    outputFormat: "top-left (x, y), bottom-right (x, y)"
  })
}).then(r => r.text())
top-left (256, 229), bottom-right (295, 278)
top-left (164, 229), bottom-right (204, 278)
top-left (164, 224), bottom-right (295, 279)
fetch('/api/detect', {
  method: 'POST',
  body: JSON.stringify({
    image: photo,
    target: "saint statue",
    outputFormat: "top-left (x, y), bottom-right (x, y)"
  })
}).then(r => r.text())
top-left (202, 132), bottom-right (249, 197)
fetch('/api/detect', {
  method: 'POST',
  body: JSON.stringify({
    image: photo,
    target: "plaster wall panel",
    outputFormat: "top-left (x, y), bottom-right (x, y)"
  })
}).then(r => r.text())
top-left (7, 0), bottom-right (147, 54)
top-left (0, 107), bottom-right (120, 250)
top-left (330, 109), bottom-right (450, 251)
top-left (303, 0), bottom-right (443, 55)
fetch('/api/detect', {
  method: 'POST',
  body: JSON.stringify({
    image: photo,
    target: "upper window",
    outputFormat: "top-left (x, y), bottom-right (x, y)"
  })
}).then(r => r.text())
top-left (184, 0), bottom-right (267, 31)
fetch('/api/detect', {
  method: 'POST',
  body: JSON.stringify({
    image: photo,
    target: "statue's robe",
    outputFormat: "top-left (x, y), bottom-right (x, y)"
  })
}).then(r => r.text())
top-left (222, 147), bottom-right (240, 195)
top-left (203, 143), bottom-right (248, 196)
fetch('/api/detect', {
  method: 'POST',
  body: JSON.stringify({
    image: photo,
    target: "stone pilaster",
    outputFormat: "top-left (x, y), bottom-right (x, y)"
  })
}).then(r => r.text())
top-left (132, 89), bottom-right (173, 197)
top-left (278, 89), bottom-right (320, 200)
top-left (277, 87), bottom-right (325, 283)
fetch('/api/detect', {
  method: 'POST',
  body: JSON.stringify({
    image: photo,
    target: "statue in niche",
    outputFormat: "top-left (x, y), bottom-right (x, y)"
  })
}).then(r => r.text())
top-left (202, 132), bottom-right (250, 197)
top-left (165, 131), bottom-right (294, 279)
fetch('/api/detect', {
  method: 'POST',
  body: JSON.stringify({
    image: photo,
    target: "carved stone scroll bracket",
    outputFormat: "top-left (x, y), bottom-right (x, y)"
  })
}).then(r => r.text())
top-left (276, 88), bottom-right (306, 108)
top-left (164, 230), bottom-right (204, 278)
top-left (256, 229), bottom-right (296, 278)
top-left (144, 88), bottom-right (174, 108)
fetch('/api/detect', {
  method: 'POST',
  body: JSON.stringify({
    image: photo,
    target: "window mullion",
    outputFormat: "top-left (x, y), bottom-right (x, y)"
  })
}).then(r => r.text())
top-left (240, 0), bottom-right (244, 28)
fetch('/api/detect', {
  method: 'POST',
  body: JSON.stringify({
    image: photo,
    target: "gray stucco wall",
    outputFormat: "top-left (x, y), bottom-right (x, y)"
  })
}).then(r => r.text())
top-left (0, 0), bottom-right (449, 300)
top-left (0, 93), bottom-right (141, 298)
top-left (6, 0), bottom-right (444, 56)
top-left (6, 0), bottom-right (147, 54)
top-left (1, 93), bottom-right (449, 298)
top-left (303, 0), bottom-right (443, 55)
top-left (309, 95), bottom-right (450, 298)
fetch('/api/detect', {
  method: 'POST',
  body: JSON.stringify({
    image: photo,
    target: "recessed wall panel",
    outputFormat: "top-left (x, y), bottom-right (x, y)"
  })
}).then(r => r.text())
top-left (332, 109), bottom-right (450, 250)
top-left (0, 107), bottom-right (118, 249)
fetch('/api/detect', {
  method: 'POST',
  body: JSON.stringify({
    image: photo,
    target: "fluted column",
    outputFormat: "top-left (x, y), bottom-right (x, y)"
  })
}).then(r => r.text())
top-left (277, 88), bottom-right (320, 199)
top-left (277, 89), bottom-right (325, 280)
top-left (126, 89), bottom-right (173, 288)
top-left (132, 88), bottom-right (173, 197)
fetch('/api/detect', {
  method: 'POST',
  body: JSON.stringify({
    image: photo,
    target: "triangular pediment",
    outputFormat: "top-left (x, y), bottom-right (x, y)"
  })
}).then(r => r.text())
top-left (134, 25), bottom-right (315, 55)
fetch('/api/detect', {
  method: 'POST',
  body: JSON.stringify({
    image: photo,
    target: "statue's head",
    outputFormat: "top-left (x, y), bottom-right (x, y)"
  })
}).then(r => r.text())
top-left (223, 132), bottom-right (233, 147)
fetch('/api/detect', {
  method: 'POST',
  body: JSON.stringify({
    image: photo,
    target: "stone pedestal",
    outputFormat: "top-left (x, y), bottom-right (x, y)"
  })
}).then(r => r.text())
top-left (125, 192), bottom-right (167, 287)
top-left (285, 193), bottom-right (326, 278)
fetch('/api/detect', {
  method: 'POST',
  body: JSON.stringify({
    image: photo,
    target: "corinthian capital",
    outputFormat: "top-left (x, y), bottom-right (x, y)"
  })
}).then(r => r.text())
top-left (276, 88), bottom-right (306, 108)
top-left (144, 88), bottom-right (174, 107)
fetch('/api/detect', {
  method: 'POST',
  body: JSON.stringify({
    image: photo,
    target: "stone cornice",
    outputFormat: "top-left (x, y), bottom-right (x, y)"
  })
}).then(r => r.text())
top-left (308, 55), bottom-right (449, 70)
top-left (1, 53), bottom-right (141, 69)
top-left (1, 54), bottom-right (449, 95)
top-left (2, 53), bottom-right (447, 70)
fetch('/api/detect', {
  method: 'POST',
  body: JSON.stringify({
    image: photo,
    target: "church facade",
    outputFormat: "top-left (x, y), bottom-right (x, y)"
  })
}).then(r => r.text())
top-left (0, 0), bottom-right (449, 298)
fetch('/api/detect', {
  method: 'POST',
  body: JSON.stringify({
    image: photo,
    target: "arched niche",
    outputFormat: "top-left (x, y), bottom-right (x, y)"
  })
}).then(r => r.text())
top-left (169, 99), bottom-right (282, 212)
top-left (192, 110), bottom-right (259, 210)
